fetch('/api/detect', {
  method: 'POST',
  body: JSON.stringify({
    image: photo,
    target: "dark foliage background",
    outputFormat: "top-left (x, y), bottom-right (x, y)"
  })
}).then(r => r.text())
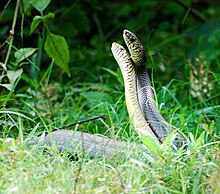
top-left (0, 0), bottom-right (220, 139)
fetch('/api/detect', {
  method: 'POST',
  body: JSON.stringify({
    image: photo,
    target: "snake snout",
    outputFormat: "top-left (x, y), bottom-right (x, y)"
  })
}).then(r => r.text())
top-left (111, 42), bottom-right (130, 66)
top-left (112, 43), bottom-right (126, 55)
top-left (123, 29), bottom-right (139, 45)
top-left (123, 30), bottom-right (137, 43)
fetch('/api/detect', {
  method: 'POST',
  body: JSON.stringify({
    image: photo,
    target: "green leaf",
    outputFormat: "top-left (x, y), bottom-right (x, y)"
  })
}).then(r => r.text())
top-left (194, 131), bottom-right (205, 149)
top-left (0, 83), bottom-right (13, 91)
top-left (20, 0), bottom-right (32, 15)
top-left (30, 16), bottom-right (42, 34)
top-left (0, 69), bottom-right (23, 91)
top-left (211, 71), bottom-right (220, 85)
top-left (141, 135), bottom-right (162, 156)
top-left (41, 12), bottom-right (54, 22)
top-left (44, 32), bottom-right (70, 76)
top-left (30, 0), bottom-right (51, 13)
top-left (7, 69), bottom-right (23, 84)
top-left (30, 13), bottom-right (54, 34)
top-left (14, 48), bottom-right (38, 63)
top-left (161, 131), bottom-right (176, 151)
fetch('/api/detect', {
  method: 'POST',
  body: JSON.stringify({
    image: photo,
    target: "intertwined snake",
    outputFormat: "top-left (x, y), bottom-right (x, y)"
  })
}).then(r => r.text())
top-left (112, 29), bottom-right (179, 144)
top-left (33, 30), bottom-right (185, 159)
top-left (111, 42), bottom-right (159, 142)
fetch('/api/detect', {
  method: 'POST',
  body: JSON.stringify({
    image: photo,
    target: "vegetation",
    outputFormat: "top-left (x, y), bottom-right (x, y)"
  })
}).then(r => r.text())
top-left (0, 0), bottom-right (219, 193)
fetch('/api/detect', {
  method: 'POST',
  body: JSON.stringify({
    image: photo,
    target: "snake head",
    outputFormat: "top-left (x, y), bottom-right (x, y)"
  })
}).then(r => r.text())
top-left (111, 42), bottom-right (130, 65)
top-left (123, 29), bottom-right (144, 50)
top-left (123, 29), bottom-right (146, 65)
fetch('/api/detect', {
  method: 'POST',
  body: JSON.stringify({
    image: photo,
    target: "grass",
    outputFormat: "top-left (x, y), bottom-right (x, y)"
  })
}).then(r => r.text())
top-left (1, 1), bottom-right (219, 193)
top-left (0, 130), bottom-right (219, 193)
top-left (0, 69), bottom-right (219, 193)
top-left (0, 36), bottom-right (219, 193)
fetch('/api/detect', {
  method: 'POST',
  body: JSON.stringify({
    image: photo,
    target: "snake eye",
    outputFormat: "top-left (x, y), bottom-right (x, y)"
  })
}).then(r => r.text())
top-left (119, 47), bottom-right (124, 52)
top-left (130, 36), bottom-right (136, 42)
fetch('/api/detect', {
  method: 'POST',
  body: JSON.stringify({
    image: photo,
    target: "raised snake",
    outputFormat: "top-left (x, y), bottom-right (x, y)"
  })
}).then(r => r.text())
top-left (116, 29), bottom-right (184, 146)
top-left (122, 30), bottom-right (170, 142)
top-left (31, 30), bottom-right (185, 159)
top-left (111, 42), bottom-right (159, 142)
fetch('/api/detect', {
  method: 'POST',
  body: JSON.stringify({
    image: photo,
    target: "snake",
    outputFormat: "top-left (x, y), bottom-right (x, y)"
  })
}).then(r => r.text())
top-left (31, 29), bottom-right (185, 159)
top-left (112, 29), bottom-right (185, 146)
top-left (31, 130), bottom-right (145, 160)
top-left (122, 29), bottom-right (169, 142)
top-left (111, 42), bottom-right (160, 142)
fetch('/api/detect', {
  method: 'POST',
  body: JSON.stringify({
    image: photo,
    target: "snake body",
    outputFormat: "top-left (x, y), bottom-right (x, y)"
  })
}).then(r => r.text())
top-left (31, 29), bottom-right (185, 159)
top-left (123, 30), bottom-right (169, 142)
top-left (111, 42), bottom-right (159, 141)
top-left (117, 29), bottom-right (185, 147)
top-left (32, 130), bottom-right (144, 159)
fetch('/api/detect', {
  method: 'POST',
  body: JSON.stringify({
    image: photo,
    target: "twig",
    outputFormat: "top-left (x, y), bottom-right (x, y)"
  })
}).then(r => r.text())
top-left (53, 114), bottom-right (105, 131)
top-left (175, 0), bottom-right (206, 23)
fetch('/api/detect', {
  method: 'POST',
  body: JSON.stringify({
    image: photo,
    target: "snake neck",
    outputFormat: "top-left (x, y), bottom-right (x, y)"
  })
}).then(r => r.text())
top-left (119, 60), bottom-right (160, 142)
top-left (136, 65), bottom-right (186, 147)
top-left (136, 65), bottom-right (168, 141)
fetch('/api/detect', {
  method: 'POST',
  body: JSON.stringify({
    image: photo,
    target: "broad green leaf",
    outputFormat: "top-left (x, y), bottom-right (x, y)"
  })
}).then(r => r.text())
top-left (194, 131), bottom-right (205, 149)
top-left (41, 12), bottom-right (54, 22)
top-left (20, 0), bottom-right (32, 14)
top-left (7, 69), bottom-right (23, 84)
top-left (0, 83), bottom-right (13, 91)
top-left (44, 32), bottom-right (70, 76)
top-left (14, 48), bottom-right (38, 63)
top-left (30, 0), bottom-right (51, 13)
top-left (30, 13), bottom-right (54, 35)
top-left (30, 16), bottom-right (42, 34)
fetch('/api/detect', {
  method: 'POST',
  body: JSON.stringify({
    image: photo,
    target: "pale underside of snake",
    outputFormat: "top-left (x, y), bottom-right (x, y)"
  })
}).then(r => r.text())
top-left (31, 30), bottom-right (185, 159)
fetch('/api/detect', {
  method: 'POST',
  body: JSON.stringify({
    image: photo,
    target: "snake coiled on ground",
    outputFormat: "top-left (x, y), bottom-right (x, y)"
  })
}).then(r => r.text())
top-left (32, 30), bottom-right (185, 159)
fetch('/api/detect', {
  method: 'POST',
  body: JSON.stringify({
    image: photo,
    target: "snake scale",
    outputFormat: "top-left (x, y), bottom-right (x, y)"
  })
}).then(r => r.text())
top-left (111, 42), bottom-right (159, 141)
top-left (123, 30), bottom-right (168, 142)
top-left (31, 30), bottom-right (185, 159)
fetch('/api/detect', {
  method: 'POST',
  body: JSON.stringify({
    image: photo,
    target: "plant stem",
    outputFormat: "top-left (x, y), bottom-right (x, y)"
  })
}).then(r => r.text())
top-left (4, 0), bottom-right (20, 66)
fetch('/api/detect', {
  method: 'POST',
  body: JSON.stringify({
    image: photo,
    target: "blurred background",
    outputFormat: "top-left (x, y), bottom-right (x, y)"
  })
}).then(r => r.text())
top-left (0, 0), bottom-right (220, 139)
